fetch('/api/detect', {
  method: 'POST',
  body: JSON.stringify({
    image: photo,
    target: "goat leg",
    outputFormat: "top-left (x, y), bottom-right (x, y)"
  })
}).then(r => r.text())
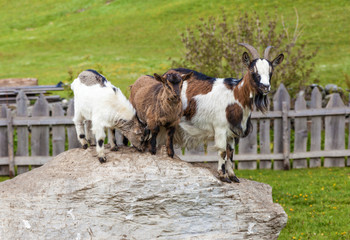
top-left (226, 143), bottom-right (240, 183)
top-left (150, 126), bottom-right (160, 155)
top-left (166, 126), bottom-right (176, 158)
top-left (108, 128), bottom-right (119, 151)
top-left (218, 150), bottom-right (232, 183)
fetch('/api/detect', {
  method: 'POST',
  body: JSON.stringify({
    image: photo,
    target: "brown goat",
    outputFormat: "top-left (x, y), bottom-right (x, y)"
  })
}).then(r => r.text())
top-left (130, 72), bottom-right (193, 157)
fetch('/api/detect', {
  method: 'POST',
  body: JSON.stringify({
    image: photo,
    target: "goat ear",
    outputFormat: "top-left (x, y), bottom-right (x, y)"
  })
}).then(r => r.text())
top-left (272, 54), bottom-right (284, 67)
top-left (154, 73), bottom-right (165, 83)
top-left (242, 52), bottom-right (251, 68)
top-left (182, 72), bottom-right (193, 81)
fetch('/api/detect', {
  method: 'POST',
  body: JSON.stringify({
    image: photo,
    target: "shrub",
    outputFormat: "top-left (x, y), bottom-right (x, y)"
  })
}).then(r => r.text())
top-left (172, 9), bottom-right (318, 96)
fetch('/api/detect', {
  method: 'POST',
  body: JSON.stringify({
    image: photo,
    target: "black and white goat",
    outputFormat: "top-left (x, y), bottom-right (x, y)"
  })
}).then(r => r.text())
top-left (71, 69), bottom-right (146, 163)
top-left (164, 43), bottom-right (284, 183)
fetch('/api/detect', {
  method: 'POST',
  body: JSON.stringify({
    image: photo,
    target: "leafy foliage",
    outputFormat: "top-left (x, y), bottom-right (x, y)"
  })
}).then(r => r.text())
top-left (173, 9), bottom-right (318, 96)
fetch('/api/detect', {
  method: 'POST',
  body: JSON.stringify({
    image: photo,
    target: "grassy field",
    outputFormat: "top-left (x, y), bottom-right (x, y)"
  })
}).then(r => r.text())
top-left (0, 0), bottom-right (349, 96)
top-left (1, 167), bottom-right (349, 239)
top-left (236, 167), bottom-right (350, 239)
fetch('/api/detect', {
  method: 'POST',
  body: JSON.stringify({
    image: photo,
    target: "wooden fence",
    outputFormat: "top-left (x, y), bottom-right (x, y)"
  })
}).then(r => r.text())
top-left (0, 84), bottom-right (350, 177)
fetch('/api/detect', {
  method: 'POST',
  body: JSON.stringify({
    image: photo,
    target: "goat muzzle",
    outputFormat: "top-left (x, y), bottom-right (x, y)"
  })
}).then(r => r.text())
top-left (259, 83), bottom-right (271, 95)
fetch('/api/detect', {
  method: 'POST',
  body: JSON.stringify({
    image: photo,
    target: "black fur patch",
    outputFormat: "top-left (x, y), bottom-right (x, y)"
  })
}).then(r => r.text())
top-left (112, 87), bottom-right (117, 93)
top-left (172, 68), bottom-right (216, 83)
top-left (79, 134), bottom-right (85, 139)
top-left (221, 164), bottom-right (226, 174)
top-left (98, 139), bottom-right (104, 147)
top-left (224, 78), bottom-right (241, 88)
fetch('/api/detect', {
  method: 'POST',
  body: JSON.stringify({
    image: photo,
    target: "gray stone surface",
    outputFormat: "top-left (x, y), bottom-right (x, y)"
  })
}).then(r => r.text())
top-left (0, 146), bottom-right (287, 240)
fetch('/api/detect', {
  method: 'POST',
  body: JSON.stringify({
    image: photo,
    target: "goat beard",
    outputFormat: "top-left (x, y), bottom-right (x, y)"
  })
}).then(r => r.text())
top-left (254, 93), bottom-right (269, 113)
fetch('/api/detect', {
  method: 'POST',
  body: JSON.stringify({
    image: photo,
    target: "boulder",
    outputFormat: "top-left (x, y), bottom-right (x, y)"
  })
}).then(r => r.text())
top-left (0, 146), bottom-right (287, 239)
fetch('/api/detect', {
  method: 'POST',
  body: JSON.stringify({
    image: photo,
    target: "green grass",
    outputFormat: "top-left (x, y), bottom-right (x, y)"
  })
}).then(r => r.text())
top-left (0, 177), bottom-right (9, 182)
top-left (236, 167), bottom-right (350, 239)
top-left (0, 0), bottom-right (349, 96)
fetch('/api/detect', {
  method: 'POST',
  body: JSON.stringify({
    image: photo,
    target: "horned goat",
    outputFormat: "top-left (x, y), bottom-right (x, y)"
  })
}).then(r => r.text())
top-left (129, 72), bottom-right (193, 157)
top-left (163, 43), bottom-right (284, 182)
top-left (71, 69), bottom-right (146, 163)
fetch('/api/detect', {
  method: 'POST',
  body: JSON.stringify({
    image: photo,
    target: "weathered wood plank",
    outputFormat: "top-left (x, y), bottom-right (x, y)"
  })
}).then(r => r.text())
top-left (6, 108), bottom-right (15, 177)
top-left (0, 156), bottom-right (52, 165)
top-left (66, 99), bottom-right (81, 149)
top-left (324, 94), bottom-right (345, 167)
top-left (259, 104), bottom-right (271, 169)
top-left (282, 102), bottom-right (290, 170)
top-left (252, 107), bottom-right (350, 119)
top-left (2, 106), bottom-right (350, 127)
top-left (310, 88), bottom-right (322, 167)
top-left (293, 93), bottom-right (308, 168)
top-left (177, 149), bottom-right (350, 162)
top-left (0, 105), bottom-right (9, 176)
top-left (238, 119), bottom-right (257, 169)
top-left (31, 94), bottom-right (50, 161)
top-left (0, 116), bottom-right (73, 126)
top-left (16, 91), bottom-right (30, 174)
top-left (52, 103), bottom-right (66, 156)
top-left (273, 84), bottom-right (290, 170)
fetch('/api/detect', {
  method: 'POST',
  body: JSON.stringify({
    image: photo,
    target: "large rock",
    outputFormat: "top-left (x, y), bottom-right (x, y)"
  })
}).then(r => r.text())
top-left (0, 147), bottom-right (287, 239)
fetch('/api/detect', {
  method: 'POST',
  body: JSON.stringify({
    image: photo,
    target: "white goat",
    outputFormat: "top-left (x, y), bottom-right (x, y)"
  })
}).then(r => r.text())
top-left (71, 69), bottom-right (146, 163)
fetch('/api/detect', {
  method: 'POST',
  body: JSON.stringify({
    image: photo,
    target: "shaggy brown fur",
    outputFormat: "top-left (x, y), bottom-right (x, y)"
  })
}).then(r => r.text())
top-left (130, 72), bottom-right (193, 157)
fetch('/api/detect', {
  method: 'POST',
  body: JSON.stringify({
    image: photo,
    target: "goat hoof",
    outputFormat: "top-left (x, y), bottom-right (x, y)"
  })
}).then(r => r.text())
top-left (150, 149), bottom-right (156, 155)
top-left (220, 176), bottom-right (232, 183)
top-left (218, 171), bottom-right (232, 183)
top-left (82, 144), bottom-right (88, 150)
top-left (98, 157), bottom-right (107, 163)
top-left (111, 146), bottom-right (119, 151)
top-left (230, 175), bottom-right (240, 183)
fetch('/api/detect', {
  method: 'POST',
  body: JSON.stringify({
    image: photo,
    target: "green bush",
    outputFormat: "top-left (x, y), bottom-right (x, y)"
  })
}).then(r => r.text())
top-left (173, 9), bottom-right (318, 97)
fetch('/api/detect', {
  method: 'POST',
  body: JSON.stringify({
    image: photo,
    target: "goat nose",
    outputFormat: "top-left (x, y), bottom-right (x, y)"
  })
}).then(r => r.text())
top-left (261, 83), bottom-right (269, 90)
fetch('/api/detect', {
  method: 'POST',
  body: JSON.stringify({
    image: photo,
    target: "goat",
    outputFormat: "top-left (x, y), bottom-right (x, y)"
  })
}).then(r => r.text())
top-left (163, 43), bottom-right (284, 183)
top-left (71, 69), bottom-right (147, 163)
top-left (129, 72), bottom-right (193, 157)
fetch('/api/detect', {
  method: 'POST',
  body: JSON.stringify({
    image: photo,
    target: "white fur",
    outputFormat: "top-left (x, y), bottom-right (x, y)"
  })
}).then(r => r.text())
top-left (255, 59), bottom-right (270, 86)
top-left (71, 76), bottom-right (136, 159)
top-left (172, 78), bottom-right (253, 180)
top-left (181, 81), bottom-right (188, 110)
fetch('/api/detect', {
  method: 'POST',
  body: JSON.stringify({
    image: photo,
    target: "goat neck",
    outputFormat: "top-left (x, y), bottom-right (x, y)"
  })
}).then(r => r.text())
top-left (233, 72), bottom-right (255, 110)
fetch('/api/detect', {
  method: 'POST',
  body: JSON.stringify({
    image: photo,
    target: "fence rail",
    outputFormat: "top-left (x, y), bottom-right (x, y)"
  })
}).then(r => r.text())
top-left (0, 84), bottom-right (350, 177)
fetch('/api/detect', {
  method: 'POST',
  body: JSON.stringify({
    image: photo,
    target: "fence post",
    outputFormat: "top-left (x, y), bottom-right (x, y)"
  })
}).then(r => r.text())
top-left (273, 84), bottom-right (290, 170)
top-left (0, 105), bottom-right (9, 176)
top-left (67, 99), bottom-right (81, 149)
top-left (31, 94), bottom-right (50, 165)
top-left (238, 112), bottom-right (257, 169)
top-left (309, 88), bottom-right (322, 167)
top-left (282, 102), bottom-right (290, 170)
top-left (324, 93), bottom-right (345, 167)
top-left (16, 91), bottom-right (30, 174)
top-left (52, 103), bottom-right (66, 156)
top-left (6, 108), bottom-right (15, 178)
top-left (293, 92), bottom-right (308, 168)
top-left (259, 105), bottom-right (271, 169)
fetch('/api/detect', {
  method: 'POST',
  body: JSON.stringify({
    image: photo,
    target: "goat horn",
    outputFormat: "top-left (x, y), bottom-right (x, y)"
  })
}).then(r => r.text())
top-left (238, 43), bottom-right (260, 59)
top-left (264, 46), bottom-right (273, 60)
